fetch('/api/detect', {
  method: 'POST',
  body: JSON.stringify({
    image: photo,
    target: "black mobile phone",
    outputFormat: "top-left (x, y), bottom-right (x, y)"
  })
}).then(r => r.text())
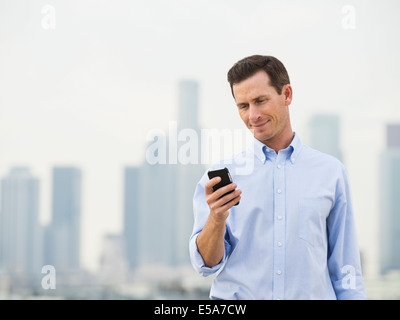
top-left (207, 167), bottom-right (239, 206)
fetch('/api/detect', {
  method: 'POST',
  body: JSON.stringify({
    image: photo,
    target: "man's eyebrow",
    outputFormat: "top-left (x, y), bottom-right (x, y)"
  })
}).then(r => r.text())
top-left (251, 95), bottom-right (270, 102)
top-left (236, 95), bottom-right (271, 107)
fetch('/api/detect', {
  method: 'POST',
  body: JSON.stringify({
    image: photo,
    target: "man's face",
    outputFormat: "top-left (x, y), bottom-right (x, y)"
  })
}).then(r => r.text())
top-left (233, 70), bottom-right (292, 144)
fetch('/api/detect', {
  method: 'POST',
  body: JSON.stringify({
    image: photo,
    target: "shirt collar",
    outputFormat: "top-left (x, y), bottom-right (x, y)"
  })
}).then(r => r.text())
top-left (250, 132), bottom-right (303, 164)
top-left (288, 132), bottom-right (303, 164)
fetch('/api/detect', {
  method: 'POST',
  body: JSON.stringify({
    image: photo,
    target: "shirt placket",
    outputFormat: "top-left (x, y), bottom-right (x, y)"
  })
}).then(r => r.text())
top-left (272, 152), bottom-right (286, 300)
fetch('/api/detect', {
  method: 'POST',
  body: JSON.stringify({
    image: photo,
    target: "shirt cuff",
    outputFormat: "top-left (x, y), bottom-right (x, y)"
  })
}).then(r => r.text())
top-left (189, 233), bottom-right (231, 277)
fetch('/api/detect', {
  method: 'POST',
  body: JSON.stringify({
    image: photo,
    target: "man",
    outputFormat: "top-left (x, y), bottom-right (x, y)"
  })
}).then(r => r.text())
top-left (189, 55), bottom-right (367, 300)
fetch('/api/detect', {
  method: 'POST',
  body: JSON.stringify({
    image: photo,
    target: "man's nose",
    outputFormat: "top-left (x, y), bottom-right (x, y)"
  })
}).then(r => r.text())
top-left (249, 105), bottom-right (261, 121)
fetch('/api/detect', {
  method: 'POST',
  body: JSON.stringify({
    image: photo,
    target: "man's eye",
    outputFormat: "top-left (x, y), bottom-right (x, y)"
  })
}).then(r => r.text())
top-left (239, 105), bottom-right (248, 109)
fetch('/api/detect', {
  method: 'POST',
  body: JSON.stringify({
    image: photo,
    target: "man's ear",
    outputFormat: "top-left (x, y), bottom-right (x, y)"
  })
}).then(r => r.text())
top-left (282, 84), bottom-right (293, 106)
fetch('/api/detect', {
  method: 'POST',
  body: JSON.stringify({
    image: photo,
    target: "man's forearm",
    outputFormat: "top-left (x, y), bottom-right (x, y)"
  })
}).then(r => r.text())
top-left (196, 213), bottom-right (226, 267)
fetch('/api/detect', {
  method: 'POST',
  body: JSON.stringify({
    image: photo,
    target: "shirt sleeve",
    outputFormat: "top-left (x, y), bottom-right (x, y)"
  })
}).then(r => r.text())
top-left (327, 164), bottom-right (367, 300)
top-left (188, 168), bottom-right (231, 277)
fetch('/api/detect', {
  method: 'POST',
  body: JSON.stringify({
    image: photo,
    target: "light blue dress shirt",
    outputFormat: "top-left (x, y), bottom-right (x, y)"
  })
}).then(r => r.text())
top-left (189, 132), bottom-right (366, 300)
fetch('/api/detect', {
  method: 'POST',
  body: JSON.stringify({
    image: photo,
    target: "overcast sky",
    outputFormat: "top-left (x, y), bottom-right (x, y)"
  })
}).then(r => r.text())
top-left (1, 0), bottom-right (399, 274)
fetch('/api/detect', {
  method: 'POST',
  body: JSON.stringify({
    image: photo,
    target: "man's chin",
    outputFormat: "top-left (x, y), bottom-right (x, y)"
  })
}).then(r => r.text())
top-left (253, 132), bottom-right (273, 143)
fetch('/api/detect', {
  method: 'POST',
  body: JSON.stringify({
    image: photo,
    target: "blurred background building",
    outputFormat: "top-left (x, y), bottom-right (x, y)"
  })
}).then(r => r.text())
top-left (44, 167), bottom-right (82, 284)
top-left (308, 113), bottom-right (343, 162)
top-left (379, 124), bottom-right (400, 275)
top-left (0, 167), bottom-right (43, 288)
top-left (123, 80), bottom-right (206, 273)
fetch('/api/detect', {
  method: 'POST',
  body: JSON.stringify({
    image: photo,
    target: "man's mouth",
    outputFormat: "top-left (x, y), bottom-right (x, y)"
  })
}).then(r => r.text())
top-left (251, 120), bottom-right (270, 128)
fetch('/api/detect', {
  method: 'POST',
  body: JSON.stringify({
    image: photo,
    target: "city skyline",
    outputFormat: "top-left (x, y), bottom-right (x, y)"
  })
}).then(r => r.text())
top-left (0, 78), bottom-right (398, 280)
top-left (1, 113), bottom-right (398, 275)
top-left (1, 113), bottom-right (399, 298)
top-left (1, 0), bottom-right (400, 290)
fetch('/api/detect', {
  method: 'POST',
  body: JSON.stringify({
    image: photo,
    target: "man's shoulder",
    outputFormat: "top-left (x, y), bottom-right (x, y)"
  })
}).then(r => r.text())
top-left (300, 144), bottom-right (346, 171)
top-left (200, 149), bottom-right (252, 181)
top-left (208, 149), bottom-right (249, 168)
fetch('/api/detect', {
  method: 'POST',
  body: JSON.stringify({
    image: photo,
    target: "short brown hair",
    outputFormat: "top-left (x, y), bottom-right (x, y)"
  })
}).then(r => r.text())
top-left (227, 55), bottom-right (290, 97)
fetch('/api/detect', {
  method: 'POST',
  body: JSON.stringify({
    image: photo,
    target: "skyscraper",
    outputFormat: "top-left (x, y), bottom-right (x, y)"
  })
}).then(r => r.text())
top-left (123, 167), bottom-right (141, 270)
top-left (379, 124), bottom-right (400, 275)
top-left (0, 167), bottom-right (43, 286)
top-left (123, 79), bottom-right (205, 271)
top-left (175, 79), bottom-right (205, 265)
top-left (46, 167), bottom-right (82, 276)
top-left (308, 113), bottom-right (343, 162)
top-left (178, 80), bottom-right (199, 131)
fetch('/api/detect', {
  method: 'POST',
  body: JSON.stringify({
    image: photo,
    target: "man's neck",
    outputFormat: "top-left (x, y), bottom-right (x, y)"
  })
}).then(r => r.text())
top-left (259, 128), bottom-right (294, 153)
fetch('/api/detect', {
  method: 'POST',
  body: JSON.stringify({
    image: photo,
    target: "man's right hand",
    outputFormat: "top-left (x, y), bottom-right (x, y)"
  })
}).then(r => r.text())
top-left (205, 176), bottom-right (241, 223)
top-left (196, 177), bottom-right (241, 267)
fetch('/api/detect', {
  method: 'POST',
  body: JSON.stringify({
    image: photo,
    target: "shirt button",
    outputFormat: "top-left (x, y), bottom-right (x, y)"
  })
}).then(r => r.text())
top-left (277, 189), bottom-right (282, 194)
top-left (277, 242), bottom-right (283, 247)
top-left (277, 164), bottom-right (281, 169)
top-left (277, 215), bottom-right (283, 220)
top-left (277, 270), bottom-right (282, 275)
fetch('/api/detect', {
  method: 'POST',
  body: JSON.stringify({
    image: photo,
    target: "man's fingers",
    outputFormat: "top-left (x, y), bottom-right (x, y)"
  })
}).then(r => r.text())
top-left (205, 177), bottom-right (221, 195)
top-left (217, 193), bottom-right (241, 213)
top-left (212, 183), bottom-right (237, 200)
top-left (205, 178), bottom-right (241, 215)
top-left (206, 181), bottom-right (238, 205)
top-left (213, 189), bottom-right (241, 209)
